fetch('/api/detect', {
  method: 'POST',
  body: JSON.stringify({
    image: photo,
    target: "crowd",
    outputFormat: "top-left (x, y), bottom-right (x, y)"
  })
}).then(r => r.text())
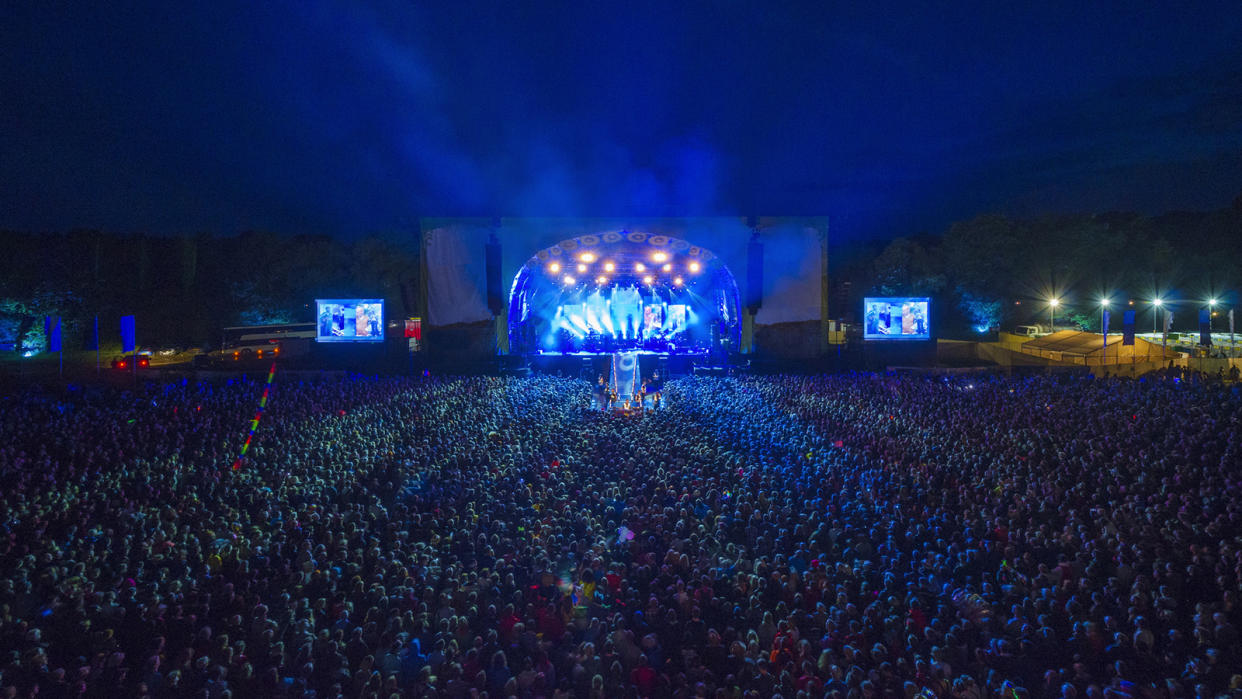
top-left (1, 369), bottom-right (1241, 699)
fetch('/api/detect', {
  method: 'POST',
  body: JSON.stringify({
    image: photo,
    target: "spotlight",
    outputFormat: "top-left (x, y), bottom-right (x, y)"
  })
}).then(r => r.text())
top-left (635, 262), bottom-right (646, 272)
top-left (652, 252), bottom-right (668, 263)
top-left (1152, 298), bottom-right (1163, 307)
top-left (1048, 298), bottom-right (1059, 307)
top-left (642, 275), bottom-right (654, 285)
top-left (662, 263), bottom-right (672, 272)
top-left (548, 262), bottom-right (560, 274)
top-left (580, 252), bottom-right (595, 262)
top-left (596, 276), bottom-right (607, 285)
top-left (688, 261), bottom-right (700, 273)
top-left (577, 263), bottom-right (587, 273)
top-left (674, 277), bottom-right (683, 286)
top-left (1209, 298), bottom-right (1218, 306)
top-left (563, 275), bottom-right (575, 285)
top-left (604, 262), bottom-right (615, 272)
top-left (1100, 298), bottom-right (1110, 307)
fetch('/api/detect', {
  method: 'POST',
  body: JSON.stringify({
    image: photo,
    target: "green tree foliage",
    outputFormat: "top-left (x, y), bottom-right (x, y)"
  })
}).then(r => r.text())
top-left (856, 193), bottom-right (1242, 336)
top-left (872, 237), bottom-right (945, 296)
top-left (0, 230), bottom-right (419, 349)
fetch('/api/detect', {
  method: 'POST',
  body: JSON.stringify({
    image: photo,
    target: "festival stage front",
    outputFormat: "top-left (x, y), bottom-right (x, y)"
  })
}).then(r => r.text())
top-left (416, 217), bottom-right (831, 361)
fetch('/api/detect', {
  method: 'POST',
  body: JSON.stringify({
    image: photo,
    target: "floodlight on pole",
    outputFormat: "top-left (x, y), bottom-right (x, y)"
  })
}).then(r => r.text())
top-left (1048, 298), bottom-right (1059, 331)
top-left (1152, 298), bottom-right (1163, 333)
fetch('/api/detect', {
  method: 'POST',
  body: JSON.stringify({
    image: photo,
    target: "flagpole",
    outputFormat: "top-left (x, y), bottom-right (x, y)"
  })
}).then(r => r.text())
top-left (1230, 308), bottom-right (1235, 360)
top-left (1101, 304), bottom-right (1108, 371)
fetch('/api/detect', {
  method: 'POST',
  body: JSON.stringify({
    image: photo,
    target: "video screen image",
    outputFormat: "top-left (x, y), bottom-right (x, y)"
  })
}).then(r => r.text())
top-left (316, 299), bottom-right (385, 342)
top-left (863, 297), bottom-right (931, 340)
top-left (643, 304), bottom-right (665, 333)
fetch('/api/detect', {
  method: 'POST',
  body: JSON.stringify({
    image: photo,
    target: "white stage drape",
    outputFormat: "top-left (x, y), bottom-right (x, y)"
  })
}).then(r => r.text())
top-left (610, 352), bottom-right (640, 397)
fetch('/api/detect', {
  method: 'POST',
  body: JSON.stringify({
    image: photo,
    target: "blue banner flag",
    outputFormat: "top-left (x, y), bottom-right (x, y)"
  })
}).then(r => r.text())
top-left (45, 316), bottom-right (62, 353)
top-left (1122, 310), bottom-right (1136, 346)
top-left (121, 315), bottom-right (136, 353)
top-left (1199, 308), bottom-right (1212, 347)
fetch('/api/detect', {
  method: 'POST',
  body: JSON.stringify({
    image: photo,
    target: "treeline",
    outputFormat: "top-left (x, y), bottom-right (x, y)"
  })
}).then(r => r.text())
top-left (836, 193), bottom-right (1242, 335)
top-left (4, 194), bottom-right (1240, 351)
top-left (0, 230), bottom-right (420, 351)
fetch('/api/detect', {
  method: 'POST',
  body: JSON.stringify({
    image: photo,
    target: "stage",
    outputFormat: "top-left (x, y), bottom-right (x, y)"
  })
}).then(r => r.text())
top-left (527, 351), bottom-right (719, 379)
top-left (591, 393), bottom-right (666, 413)
top-left (535, 349), bottom-right (707, 356)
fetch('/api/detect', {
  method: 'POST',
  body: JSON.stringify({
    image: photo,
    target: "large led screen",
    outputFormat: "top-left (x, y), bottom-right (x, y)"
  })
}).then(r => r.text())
top-left (863, 297), bottom-right (931, 340)
top-left (316, 299), bottom-right (385, 342)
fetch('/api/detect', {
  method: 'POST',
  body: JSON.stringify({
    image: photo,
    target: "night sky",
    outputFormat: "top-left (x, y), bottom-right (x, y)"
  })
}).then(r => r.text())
top-left (4, 1), bottom-right (1242, 240)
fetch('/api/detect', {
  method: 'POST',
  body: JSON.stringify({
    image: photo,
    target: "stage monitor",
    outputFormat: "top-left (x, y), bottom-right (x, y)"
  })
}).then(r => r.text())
top-left (863, 297), bottom-right (930, 340)
top-left (316, 299), bottom-right (385, 342)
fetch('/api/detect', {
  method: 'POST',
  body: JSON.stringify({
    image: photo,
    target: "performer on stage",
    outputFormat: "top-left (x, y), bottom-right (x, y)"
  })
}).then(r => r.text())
top-left (648, 371), bottom-right (663, 409)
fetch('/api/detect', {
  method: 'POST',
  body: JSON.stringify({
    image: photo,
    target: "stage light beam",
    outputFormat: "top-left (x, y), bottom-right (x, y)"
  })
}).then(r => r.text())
top-left (563, 275), bottom-right (575, 285)
top-left (652, 252), bottom-right (668, 263)
top-left (688, 261), bottom-right (700, 273)
top-left (604, 262), bottom-right (615, 272)
top-left (577, 263), bottom-right (587, 273)
top-left (662, 263), bottom-right (672, 272)
top-left (596, 276), bottom-right (607, 285)
top-left (643, 275), bottom-right (654, 285)
top-left (580, 252), bottom-right (595, 262)
top-left (548, 262), bottom-right (560, 274)
top-left (635, 262), bottom-right (645, 272)
top-left (674, 277), bottom-right (683, 286)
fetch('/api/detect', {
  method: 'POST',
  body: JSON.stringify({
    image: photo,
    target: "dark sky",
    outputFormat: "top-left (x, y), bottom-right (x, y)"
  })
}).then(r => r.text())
top-left (3, 1), bottom-right (1242, 240)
